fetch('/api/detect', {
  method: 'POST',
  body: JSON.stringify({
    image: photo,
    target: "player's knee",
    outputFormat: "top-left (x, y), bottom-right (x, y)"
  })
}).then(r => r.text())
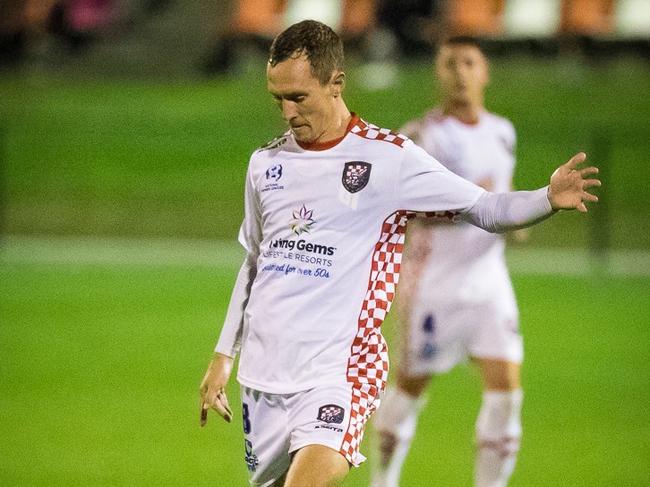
top-left (396, 371), bottom-right (431, 397)
top-left (285, 445), bottom-right (349, 487)
top-left (476, 389), bottom-right (523, 456)
top-left (477, 358), bottom-right (521, 391)
top-left (373, 386), bottom-right (426, 444)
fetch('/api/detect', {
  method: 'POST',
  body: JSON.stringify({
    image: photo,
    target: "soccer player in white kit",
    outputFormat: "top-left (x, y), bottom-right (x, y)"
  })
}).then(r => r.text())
top-left (370, 37), bottom-right (534, 487)
top-left (198, 21), bottom-right (600, 487)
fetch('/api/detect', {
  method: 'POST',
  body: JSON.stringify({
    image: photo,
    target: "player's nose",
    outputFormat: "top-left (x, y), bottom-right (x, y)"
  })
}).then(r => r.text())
top-left (280, 100), bottom-right (298, 121)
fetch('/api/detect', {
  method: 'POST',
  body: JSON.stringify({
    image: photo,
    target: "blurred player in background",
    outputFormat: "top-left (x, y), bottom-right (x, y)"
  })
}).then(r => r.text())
top-left (370, 37), bottom-right (529, 487)
top-left (198, 20), bottom-right (599, 487)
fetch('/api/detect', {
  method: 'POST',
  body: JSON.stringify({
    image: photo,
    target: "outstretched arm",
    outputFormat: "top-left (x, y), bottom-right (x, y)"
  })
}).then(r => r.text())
top-left (463, 153), bottom-right (600, 233)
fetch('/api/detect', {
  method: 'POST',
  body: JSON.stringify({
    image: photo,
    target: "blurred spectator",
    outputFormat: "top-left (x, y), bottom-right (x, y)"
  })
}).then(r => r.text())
top-left (0, 0), bottom-right (119, 68)
top-left (445, 0), bottom-right (506, 37)
top-left (201, 0), bottom-right (378, 75)
top-left (559, 0), bottom-right (617, 56)
top-left (560, 0), bottom-right (616, 36)
top-left (201, 0), bottom-right (286, 75)
top-left (49, 0), bottom-right (116, 53)
top-left (0, 0), bottom-right (58, 67)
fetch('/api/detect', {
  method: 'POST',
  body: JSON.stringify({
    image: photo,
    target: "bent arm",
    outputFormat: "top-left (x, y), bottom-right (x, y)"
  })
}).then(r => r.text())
top-left (463, 186), bottom-right (554, 233)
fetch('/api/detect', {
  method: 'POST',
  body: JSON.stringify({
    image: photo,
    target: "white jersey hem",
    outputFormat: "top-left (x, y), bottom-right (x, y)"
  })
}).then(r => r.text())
top-left (237, 372), bottom-right (350, 395)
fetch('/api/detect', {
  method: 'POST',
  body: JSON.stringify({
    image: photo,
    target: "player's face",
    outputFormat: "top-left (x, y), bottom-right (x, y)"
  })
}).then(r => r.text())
top-left (436, 44), bottom-right (488, 106)
top-left (267, 54), bottom-right (341, 144)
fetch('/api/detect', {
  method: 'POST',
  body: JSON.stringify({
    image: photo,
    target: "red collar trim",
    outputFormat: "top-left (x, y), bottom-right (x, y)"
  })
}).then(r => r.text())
top-left (296, 113), bottom-right (359, 151)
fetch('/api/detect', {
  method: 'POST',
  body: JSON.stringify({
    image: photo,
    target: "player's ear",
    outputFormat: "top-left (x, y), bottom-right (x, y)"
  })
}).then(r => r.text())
top-left (331, 71), bottom-right (345, 97)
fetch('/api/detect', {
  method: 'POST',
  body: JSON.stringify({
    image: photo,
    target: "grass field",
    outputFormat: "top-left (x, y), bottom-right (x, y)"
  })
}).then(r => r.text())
top-left (1, 54), bottom-right (648, 485)
top-left (1, 57), bottom-right (649, 247)
top-left (1, 239), bottom-right (648, 486)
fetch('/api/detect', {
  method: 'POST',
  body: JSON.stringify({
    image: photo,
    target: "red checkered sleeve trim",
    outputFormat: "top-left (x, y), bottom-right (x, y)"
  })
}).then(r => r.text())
top-left (350, 118), bottom-right (409, 148)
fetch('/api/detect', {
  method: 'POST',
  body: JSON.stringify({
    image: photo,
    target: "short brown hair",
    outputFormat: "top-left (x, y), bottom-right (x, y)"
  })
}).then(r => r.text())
top-left (268, 20), bottom-right (344, 85)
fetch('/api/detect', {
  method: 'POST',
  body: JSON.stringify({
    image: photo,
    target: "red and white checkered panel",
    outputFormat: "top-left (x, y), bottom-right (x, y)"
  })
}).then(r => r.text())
top-left (339, 382), bottom-right (379, 465)
top-left (351, 118), bottom-right (409, 148)
top-left (345, 211), bottom-right (414, 393)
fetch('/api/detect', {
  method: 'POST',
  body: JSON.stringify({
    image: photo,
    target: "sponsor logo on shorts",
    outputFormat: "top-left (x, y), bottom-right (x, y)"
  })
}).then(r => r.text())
top-left (317, 404), bottom-right (345, 424)
top-left (342, 161), bottom-right (371, 193)
top-left (244, 439), bottom-right (259, 472)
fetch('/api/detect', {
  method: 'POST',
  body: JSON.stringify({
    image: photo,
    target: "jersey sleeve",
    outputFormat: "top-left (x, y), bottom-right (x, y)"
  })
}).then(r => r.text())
top-left (214, 161), bottom-right (262, 357)
top-left (237, 159), bottom-right (263, 257)
top-left (394, 141), bottom-right (485, 214)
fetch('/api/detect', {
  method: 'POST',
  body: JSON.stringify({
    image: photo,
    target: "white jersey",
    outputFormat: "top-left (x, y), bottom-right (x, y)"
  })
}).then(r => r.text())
top-left (401, 109), bottom-right (516, 289)
top-left (217, 114), bottom-right (485, 394)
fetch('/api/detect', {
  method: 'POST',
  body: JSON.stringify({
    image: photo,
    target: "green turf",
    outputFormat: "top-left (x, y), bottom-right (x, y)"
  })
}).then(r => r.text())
top-left (1, 256), bottom-right (648, 486)
top-left (1, 57), bottom-right (649, 247)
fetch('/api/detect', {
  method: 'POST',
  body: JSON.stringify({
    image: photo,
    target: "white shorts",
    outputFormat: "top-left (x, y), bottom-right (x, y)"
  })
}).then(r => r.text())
top-left (240, 382), bottom-right (380, 486)
top-left (401, 269), bottom-right (522, 377)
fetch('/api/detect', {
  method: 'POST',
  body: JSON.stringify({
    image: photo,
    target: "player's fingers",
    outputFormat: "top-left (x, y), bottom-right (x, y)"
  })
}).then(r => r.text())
top-left (565, 152), bottom-right (587, 170)
top-left (212, 397), bottom-right (233, 423)
top-left (580, 166), bottom-right (599, 177)
top-left (204, 389), bottom-right (220, 413)
top-left (583, 192), bottom-right (599, 202)
top-left (583, 179), bottom-right (601, 189)
top-left (218, 391), bottom-right (233, 417)
top-left (577, 201), bottom-right (588, 213)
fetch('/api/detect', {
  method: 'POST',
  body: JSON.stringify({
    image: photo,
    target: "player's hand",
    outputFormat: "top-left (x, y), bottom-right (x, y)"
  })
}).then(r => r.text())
top-left (548, 152), bottom-right (601, 212)
top-left (199, 353), bottom-right (234, 426)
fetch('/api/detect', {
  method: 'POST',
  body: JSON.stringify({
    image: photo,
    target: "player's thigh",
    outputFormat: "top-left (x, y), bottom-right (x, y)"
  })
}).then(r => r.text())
top-left (240, 387), bottom-right (292, 486)
top-left (284, 444), bottom-right (350, 487)
top-left (474, 358), bottom-right (521, 391)
top-left (401, 296), bottom-right (472, 378)
top-left (395, 368), bottom-right (432, 397)
top-left (468, 283), bottom-right (523, 378)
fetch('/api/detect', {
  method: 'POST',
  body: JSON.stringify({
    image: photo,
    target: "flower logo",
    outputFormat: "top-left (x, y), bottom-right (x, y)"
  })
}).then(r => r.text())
top-left (290, 205), bottom-right (315, 235)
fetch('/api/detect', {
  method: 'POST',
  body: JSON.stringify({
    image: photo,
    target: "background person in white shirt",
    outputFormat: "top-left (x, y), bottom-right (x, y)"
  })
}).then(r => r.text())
top-left (371, 36), bottom-right (534, 487)
top-left (198, 21), bottom-right (600, 487)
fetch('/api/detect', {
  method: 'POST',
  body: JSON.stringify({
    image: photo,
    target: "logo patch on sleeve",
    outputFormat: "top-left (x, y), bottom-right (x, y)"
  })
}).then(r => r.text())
top-left (265, 164), bottom-right (283, 181)
top-left (317, 404), bottom-right (345, 424)
top-left (342, 161), bottom-right (371, 193)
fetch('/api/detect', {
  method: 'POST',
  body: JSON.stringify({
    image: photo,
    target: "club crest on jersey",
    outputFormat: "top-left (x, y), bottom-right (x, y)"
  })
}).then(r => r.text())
top-left (342, 161), bottom-right (371, 193)
top-left (317, 404), bottom-right (345, 424)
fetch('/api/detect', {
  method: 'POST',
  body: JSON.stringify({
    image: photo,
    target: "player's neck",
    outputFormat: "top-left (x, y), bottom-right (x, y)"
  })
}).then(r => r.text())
top-left (442, 100), bottom-right (484, 125)
top-left (324, 108), bottom-right (353, 142)
top-left (297, 102), bottom-right (353, 150)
